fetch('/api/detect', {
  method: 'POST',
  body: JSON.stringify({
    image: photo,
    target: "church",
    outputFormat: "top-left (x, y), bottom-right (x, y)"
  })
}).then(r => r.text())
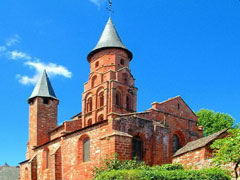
top-left (19, 17), bottom-right (203, 180)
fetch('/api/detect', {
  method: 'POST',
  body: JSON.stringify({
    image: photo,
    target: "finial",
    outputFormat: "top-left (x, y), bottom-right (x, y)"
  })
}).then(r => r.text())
top-left (106, 0), bottom-right (114, 17)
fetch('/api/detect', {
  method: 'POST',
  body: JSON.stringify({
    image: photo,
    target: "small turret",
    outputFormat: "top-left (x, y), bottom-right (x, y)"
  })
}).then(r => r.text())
top-left (28, 70), bottom-right (58, 102)
top-left (27, 70), bottom-right (59, 158)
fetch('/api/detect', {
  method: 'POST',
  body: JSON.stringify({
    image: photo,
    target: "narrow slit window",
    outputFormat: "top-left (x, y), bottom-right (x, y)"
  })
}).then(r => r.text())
top-left (95, 61), bottom-right (99, 67)
top-left (116, 92), bottom-right (121, 106)
top-left (120, 59), bottom-right (125, 65)
top-left (126, 96), bottom-right (131, 110)
top-left (99, 92), bottom-right (104, 107)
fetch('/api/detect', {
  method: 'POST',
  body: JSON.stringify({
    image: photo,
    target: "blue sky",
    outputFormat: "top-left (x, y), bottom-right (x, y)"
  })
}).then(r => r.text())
top-left (0, 0), bottom-right (239, 166)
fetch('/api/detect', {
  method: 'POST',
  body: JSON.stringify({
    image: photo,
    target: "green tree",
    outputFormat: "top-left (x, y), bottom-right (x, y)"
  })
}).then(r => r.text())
top-left (211, 129), bottom-right (240, 180)
top-left (196, 109), bottom-right (234, 136)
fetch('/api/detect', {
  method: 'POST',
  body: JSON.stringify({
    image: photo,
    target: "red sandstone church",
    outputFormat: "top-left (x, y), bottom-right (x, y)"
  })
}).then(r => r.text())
top-left (19, 18), bottom-right (203, 180)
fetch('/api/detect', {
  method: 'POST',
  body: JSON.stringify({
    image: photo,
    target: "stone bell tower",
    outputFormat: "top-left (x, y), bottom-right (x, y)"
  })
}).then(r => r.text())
top-left (81, 18), bottom-right (137, 128)
top-left (27, 70), bottom-right (59, 159)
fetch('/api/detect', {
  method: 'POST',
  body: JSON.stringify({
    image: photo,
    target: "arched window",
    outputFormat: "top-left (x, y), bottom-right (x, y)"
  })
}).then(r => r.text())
top-left (98, 115), bottom-right (104, 122)
top-left (122, 73), bottom-right (128, 85)
top-left (132, 136), bottom-right (143, 161)
top-left (83, 138), bottom-right (90, 162)
top-left (43, 148), bottom-right (49, 170)
top-left (172, 134), bottom-right (180, 154)
top-left (87, 119), bottom-right (92, 126)
top-left (116, 92), bottom-right (121, 106)
top-left (55, 147), bottom-right (62, 180)
top-left (24, 167), bottom-right (28, 180)
top-left (31, 157), bottom-right (37, 180)
top-left (99, 92), bottom-right (104, 107)
top-left (91, 75), bottom-right (97, 88)
top-left (86, 97), bottom-right (92, 112)
top-left (126, 95), bottom-right (131, 110)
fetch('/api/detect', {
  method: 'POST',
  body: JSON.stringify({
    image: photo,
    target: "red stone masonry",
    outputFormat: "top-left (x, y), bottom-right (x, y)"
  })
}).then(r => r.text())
top-left (27, 97), bottom-right (58, 159)
top-left (20, 43), bottom-right (203, 179)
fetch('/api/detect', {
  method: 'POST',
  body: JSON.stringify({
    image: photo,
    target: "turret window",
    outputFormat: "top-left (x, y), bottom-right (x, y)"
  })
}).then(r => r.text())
top-left (120, 59), bottom-right (125, 65)
top-left (43, 98), bottom-right (49, 105)
top-left (126, 95), bottom-right (131, 110)
top-left (99, 92), bottom-right (104, 107)
top-left (86, 97), bottom-right (92, 112)
top-left (95, 61), bottom-right (99, 67)
top-left (122, 73), bottom-right (128, 85)
top-left (116, 92), bottom-right (121, 106)
top-left (29, 99), bottom-right (34, 105)
top-left (92, 76), bottom-right (97, 88)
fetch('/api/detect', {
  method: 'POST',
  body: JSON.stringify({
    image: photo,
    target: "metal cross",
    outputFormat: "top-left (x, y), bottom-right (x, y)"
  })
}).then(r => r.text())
top-left (106, 0), bottom-right (114, 17)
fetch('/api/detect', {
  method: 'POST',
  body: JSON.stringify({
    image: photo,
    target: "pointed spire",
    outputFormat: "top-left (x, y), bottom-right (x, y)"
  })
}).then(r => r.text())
top-left (87, 18), bottom-right (133, 61)
top-left (3, 162), bottom-right (9, 167)
top-left (28, 70), bottom-right (58, 101)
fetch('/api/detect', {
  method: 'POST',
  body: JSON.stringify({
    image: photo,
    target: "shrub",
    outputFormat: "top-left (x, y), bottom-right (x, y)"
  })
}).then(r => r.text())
top-left (94, 168), bottom-right (231, 180)
top-left (93, 154), bottom-right (231, 180)
top-left (151, 163), bottom-right (184, 171)
top-left (93, 153), bottom-right (149, 177)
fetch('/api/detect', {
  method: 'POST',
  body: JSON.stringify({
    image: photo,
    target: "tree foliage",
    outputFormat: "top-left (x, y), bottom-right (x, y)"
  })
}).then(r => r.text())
top-left (211, 129), bottom-right (240, 179)
top-left (196, 109), bottom-right (234, 136)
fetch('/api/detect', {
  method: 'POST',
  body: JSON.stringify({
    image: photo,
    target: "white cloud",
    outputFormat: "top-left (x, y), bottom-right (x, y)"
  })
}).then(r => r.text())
top-left (1, 35), bottom-right (72, 85)
top-left (8, 50), bottom-right (32, 60)
top-left (16, 73), bottom-right (40, 85)
top-left (6, 34), bottom-right (21, 47)
top-left (17, 60), bottom-right (72, 85)
top-left (89, 0), bottom-right (105, 7)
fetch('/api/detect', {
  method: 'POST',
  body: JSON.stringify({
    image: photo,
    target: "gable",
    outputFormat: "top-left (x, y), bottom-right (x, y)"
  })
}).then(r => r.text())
top-left (152, 96), bottom-right (197, 121)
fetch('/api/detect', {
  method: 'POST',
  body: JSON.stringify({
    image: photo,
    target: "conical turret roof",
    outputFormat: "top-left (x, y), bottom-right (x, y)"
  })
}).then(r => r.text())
top-left (28, 70), bottom-right (58, 101)
top-left (87, 18), bottom-right (132, 61)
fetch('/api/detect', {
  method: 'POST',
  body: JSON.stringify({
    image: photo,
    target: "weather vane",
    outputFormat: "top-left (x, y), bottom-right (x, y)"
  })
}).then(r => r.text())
top-left (106, 0), bottom-right (114, 17)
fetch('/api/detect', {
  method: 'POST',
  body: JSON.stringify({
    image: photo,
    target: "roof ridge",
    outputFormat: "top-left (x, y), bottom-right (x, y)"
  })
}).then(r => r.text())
top-left (153, 96), bottom-right (181, 105)
top-left (173, 128), bottom-right (229, 157)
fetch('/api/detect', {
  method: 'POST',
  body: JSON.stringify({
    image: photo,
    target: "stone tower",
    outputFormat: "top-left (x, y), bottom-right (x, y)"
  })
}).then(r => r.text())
top-left (81, 18), bottom-right (137, 127)
top-left (27, 70), bottom-right (59, 158)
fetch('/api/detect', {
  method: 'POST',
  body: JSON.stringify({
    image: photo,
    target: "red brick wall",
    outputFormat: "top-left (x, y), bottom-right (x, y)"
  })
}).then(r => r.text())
top-left (27, 97), bottom-right (58, 159)
top-left (172, 147), bottom-right (207, 169)
top-left (20, 45), bottom-right (203, 180)
top-left (82, 48), bottom-right (137, 129)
